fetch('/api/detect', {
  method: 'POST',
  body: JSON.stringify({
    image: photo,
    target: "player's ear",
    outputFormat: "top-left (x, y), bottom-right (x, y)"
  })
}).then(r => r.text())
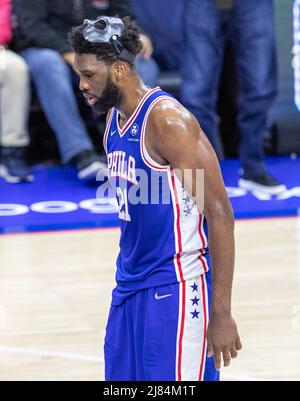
top-left (111, 61), bottom-right (128, 83)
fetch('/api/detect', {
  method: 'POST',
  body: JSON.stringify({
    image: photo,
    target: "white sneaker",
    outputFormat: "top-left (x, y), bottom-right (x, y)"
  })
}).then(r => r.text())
top-left (71, 150), bottom-right (108, 182)
top-left (78, 160), bottom-right (108, 181)
top-left (238, 173), bottom-right (286, 195)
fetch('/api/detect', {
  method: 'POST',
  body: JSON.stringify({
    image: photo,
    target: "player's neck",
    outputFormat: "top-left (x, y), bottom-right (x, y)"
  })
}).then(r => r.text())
top-left (117, 77), bottom-right (149, 123)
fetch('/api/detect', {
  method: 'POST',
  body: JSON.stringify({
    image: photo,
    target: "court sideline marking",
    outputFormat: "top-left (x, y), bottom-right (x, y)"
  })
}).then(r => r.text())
top-left (0, 346), bottom-right (281, 381)
top-left (0, 346), bottom-right (101, 363)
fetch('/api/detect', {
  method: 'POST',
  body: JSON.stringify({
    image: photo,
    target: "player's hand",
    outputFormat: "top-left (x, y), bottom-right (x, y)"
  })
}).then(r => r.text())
top-left (207, 312), bottom-right (242, 371)
top-left (62, 52), bottom-right (75, 66)
top-left (139, 34), bottom-right (153, 59)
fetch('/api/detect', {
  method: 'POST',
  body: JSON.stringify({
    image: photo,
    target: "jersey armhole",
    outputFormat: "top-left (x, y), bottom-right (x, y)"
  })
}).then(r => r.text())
top-left (140, 96), bottom-right (179, 171)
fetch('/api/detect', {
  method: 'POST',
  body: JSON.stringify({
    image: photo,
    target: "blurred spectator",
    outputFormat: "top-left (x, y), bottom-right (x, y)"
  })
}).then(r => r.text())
top-left (12, 0), bottom-right (159, 183)
top-left (12, 0), bottom-right (109, 182)
top-left (132, 0), bottom-right (286, 195)
top-left (0, 0), bottom-right (32, 183)
top-left (181, 0), bottom-right (286, 194)
top-left (131, 0), bottom-right (184, 72)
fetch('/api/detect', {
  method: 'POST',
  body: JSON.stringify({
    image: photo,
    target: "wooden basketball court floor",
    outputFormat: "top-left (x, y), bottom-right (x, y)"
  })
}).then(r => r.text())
top-left (0, 216), bottom-right (299, 381)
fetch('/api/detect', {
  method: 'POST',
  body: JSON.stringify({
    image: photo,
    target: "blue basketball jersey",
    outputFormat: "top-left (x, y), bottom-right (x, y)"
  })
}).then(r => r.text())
top-left (104, 87), bottom-right (209, 305)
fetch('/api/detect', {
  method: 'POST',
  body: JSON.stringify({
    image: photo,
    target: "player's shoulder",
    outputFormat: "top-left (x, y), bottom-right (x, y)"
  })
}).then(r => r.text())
top-left (150, 97), bottom-right (193, 124)
top-left (148, 96), bottom-right (200, 138)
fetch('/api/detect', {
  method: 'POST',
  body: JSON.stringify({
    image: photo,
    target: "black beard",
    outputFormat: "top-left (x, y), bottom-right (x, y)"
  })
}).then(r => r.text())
top-left (94, 77), bottom-right (121, 115)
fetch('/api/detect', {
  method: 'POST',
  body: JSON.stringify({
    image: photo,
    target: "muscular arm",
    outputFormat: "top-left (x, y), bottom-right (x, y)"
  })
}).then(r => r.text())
top-left (147, 100), bottom-right (242, 370)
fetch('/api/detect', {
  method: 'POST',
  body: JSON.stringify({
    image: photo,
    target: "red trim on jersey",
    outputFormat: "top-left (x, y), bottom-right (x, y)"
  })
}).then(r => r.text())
top-left (198, 212), bottom-right (209, 273)
top-left (177, 281), bottom-right (186, 381)
top-left (117, 87), bottom-right (160, 137)
top-left (170, 167), bottom-right (186, 381)
top-left (103, 110), bottom-right (114, 154)
top-left (198, 212), bottom-right (206, 248)
top-left (198, 274), bottom-right (208, 381)
top-left (198, 254), bottom-right (208, 273)
top-left (171, 168), bottom-right (184, 280)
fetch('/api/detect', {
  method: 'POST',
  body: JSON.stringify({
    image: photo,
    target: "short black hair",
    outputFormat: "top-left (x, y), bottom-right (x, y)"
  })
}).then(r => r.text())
top-left (68, 16), bottom-right (142, 67)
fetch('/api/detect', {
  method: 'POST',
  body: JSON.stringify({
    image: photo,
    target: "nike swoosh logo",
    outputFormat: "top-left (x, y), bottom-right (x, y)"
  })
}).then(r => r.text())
top-left (111, 130), bottom-right (117, 136)
top-left (154, 293), bottom-right (173, 300)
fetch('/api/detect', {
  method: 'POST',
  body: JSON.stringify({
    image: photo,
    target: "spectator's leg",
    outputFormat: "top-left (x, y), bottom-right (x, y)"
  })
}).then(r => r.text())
top-left (232, 0), bottom-right (278, 176)
top-left (0, 50), bottom-right (33, 183)
top-left (0, 50), bottom-right (30, 148)
top-left (135, 56), bottom-right (160, 88)
top-left (181, 0), bottom-right (226, 158)
top-left (21, 48), bottom-right (93, 163)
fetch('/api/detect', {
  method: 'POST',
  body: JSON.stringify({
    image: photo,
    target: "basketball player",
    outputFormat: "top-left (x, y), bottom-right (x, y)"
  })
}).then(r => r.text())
top-left (69, 16), bottom-right (242, 381)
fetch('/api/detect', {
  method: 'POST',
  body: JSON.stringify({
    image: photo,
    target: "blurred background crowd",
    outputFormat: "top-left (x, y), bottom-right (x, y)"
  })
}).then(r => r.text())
top-left (0, 0), bottom-right (298, 193)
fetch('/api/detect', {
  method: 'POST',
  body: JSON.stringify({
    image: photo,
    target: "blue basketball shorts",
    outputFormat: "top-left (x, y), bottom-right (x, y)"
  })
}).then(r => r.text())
top-left (104, 270), bottom-right (219, 381)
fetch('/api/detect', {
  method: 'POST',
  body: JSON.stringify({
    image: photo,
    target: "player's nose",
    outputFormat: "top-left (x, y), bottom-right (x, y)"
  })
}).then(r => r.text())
top-left (79, 77), bottom-right (90, 92)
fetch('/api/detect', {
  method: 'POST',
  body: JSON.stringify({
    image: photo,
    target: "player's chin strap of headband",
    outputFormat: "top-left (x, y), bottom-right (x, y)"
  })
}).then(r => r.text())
top-left (82, 16), bottom-right (136, 64)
